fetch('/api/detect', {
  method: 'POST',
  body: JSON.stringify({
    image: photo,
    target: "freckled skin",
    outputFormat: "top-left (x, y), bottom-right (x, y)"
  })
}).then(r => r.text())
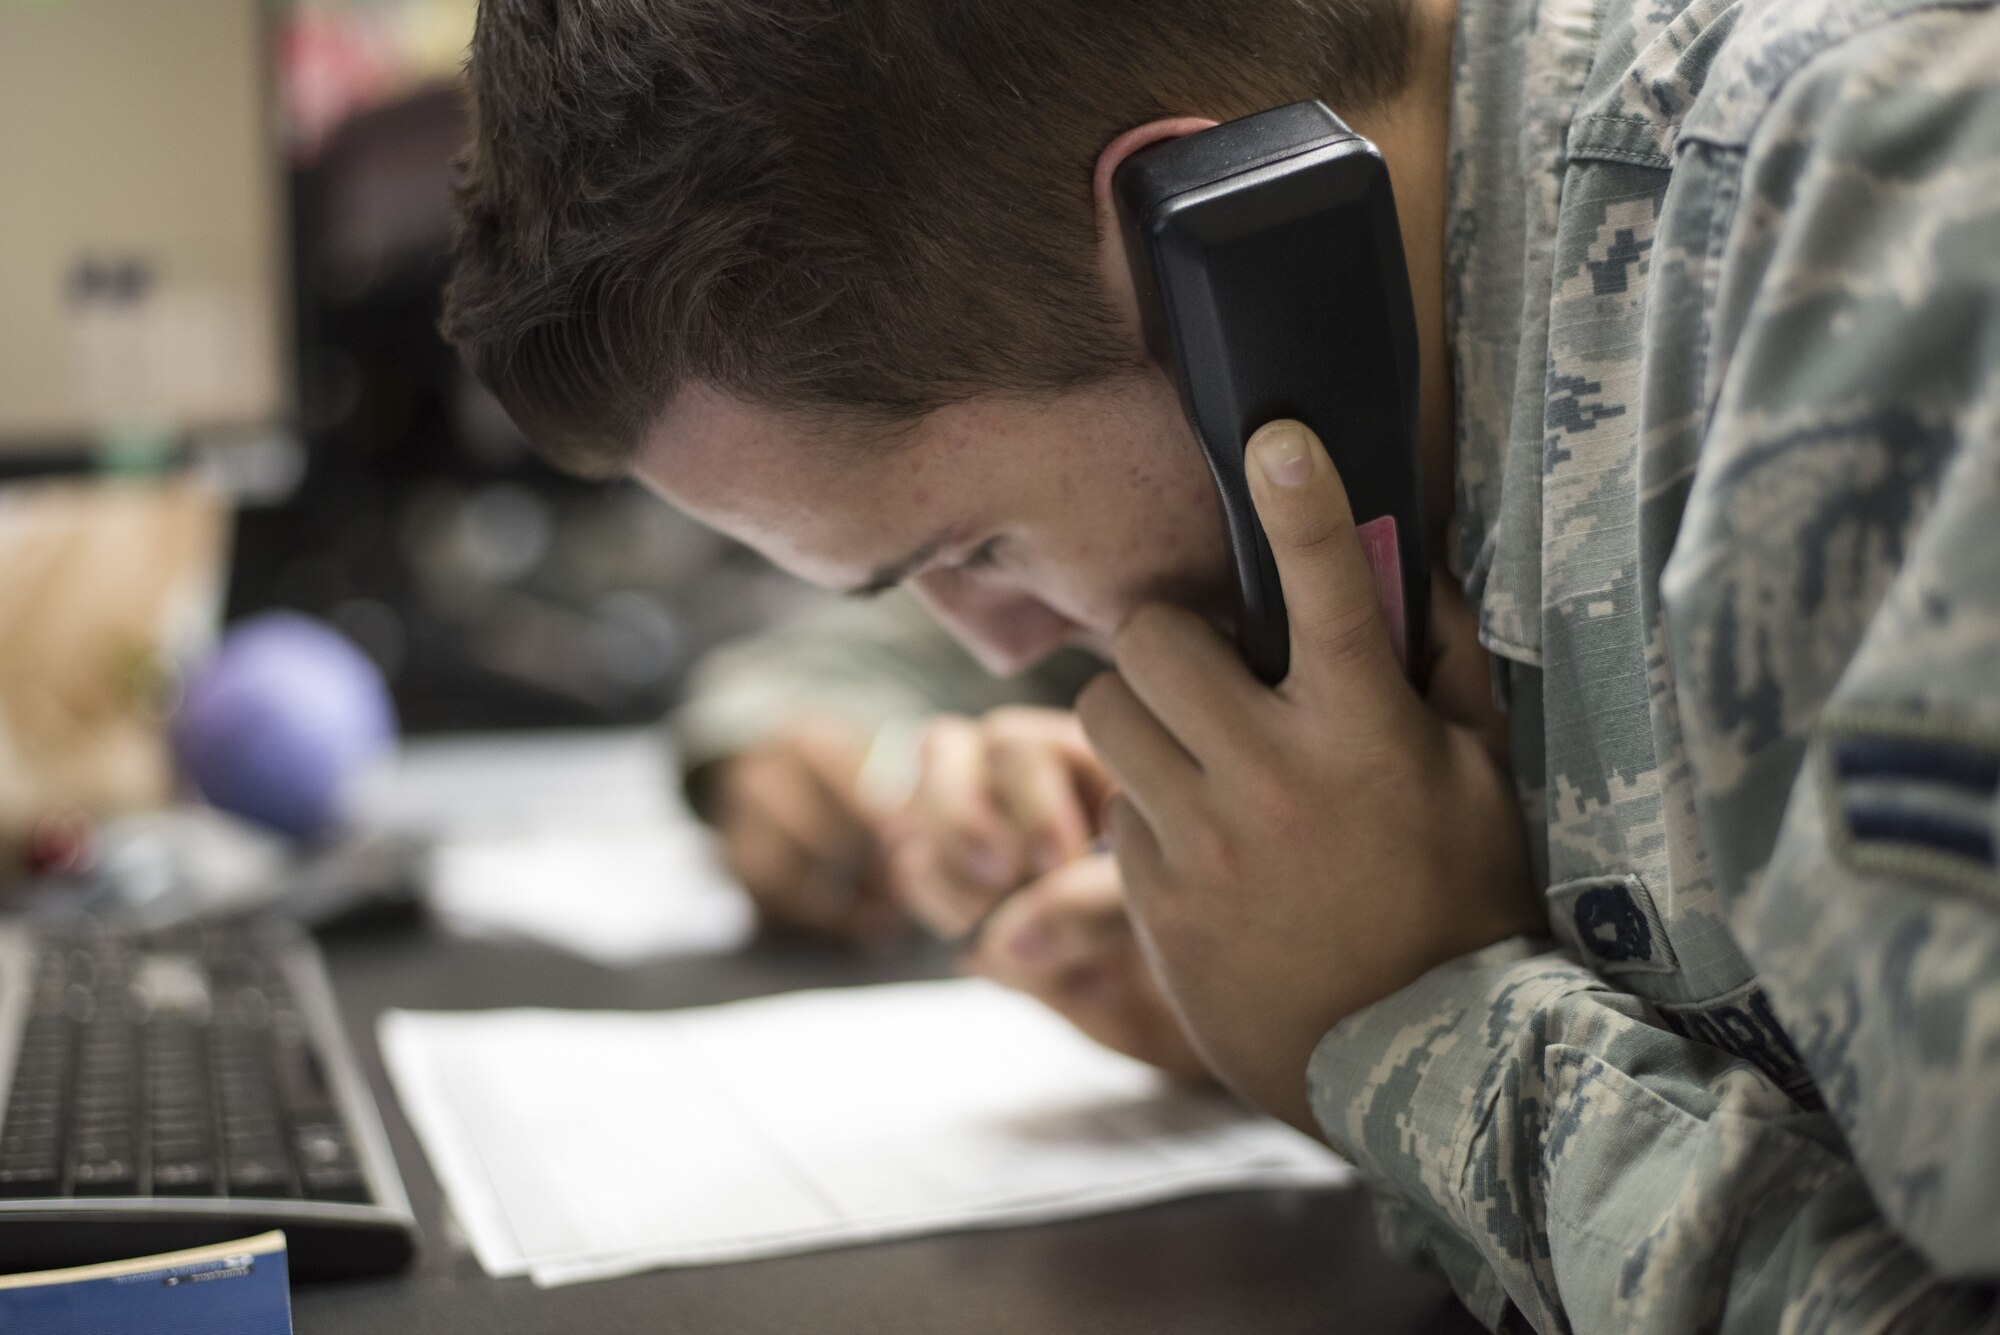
top-left (635, 371), bottom-right (1235, 675)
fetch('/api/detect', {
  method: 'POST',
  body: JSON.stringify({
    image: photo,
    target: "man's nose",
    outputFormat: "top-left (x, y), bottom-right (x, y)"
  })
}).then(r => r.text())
top-left (910, 572), bottom-right (1080, 676)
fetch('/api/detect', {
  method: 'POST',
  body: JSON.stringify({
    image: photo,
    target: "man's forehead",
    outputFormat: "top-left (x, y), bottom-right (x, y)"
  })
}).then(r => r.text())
top-left (641, 388), bottom-right (843, 513)
top-left (642, 382), bottom-right (926, 476)
top-left (643, 384), bottom-right (799, 470)
top-left (633, 385), bottom-right (945, 585)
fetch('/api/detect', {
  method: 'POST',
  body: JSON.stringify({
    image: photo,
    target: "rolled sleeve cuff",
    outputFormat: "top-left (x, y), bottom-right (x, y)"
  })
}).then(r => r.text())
top-left (1307, 938), bottom-right (1602, 1322)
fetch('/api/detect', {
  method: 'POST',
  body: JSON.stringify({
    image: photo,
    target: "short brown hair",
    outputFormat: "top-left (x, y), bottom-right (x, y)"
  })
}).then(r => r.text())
top-left (443, 0), bottom-right (1413, 476)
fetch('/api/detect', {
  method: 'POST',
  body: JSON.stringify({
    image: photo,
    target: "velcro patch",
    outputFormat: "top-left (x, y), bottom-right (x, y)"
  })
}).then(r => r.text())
top-left (1546, 874), bottom-right (1679, 976)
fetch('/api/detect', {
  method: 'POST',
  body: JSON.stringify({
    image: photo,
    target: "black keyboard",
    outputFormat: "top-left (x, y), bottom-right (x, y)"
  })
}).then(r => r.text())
top-left (0, 919), bottom-right (417, 1278)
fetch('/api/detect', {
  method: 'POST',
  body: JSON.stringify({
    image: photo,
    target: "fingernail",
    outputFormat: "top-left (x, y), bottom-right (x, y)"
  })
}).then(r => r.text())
top-left (1250, 421), bottom-right (1314, 488)
top-left (1007, 920), bottom-right (1053, 964)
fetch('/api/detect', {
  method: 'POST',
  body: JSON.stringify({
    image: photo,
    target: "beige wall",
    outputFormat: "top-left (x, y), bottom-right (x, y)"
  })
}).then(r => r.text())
top-left (0, 0), bottom-right (286, 449)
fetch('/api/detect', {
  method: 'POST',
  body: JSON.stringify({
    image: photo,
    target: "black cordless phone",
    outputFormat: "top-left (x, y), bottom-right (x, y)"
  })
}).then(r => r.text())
top-left (1113, 102), bottom-right (1428, 688)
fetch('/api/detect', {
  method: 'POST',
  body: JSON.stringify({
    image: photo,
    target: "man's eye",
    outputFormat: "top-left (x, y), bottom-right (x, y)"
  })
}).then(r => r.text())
top-left (955, 537), bottom-right (1003, 573)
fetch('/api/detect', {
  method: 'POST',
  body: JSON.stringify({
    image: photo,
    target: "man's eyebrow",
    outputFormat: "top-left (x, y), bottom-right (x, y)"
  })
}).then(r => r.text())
top-left (842, 530), bottom-right (952, 599)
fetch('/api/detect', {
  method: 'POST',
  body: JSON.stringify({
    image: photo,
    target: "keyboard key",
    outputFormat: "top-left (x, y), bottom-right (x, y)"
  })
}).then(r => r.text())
top-left (148, 1115), bottom-right (210, 1142)
top-left (294, 1124), bottom-right (354, 1168)
top-left (151, 1133), bottom-right (210, 1159)
top-left (1, 1125), bottom-right (58, 1154)
top-left (0, 1149), bottom-right (57, 1177)
top-left (70, 1158), bottom-right (137, 1194)
top-left (227, 1158), bottom-right (293, 1197)
top-left (150, 1160), bottom-right (216, 1195)
top-left (0, 1163), bottom-right (60, 1197)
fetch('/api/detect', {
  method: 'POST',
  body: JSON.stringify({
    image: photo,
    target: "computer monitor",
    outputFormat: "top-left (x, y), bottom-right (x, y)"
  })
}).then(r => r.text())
top-left (0, 0), bottom-right (288, 462)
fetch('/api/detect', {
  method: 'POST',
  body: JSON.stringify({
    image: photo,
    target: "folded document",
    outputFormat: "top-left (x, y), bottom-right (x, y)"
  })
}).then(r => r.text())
top-left (382, 979), bottom-right (1352, 1286)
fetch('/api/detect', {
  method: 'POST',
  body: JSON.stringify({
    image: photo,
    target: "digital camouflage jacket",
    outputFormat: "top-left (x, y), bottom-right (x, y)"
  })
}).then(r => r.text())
top-left (1306, 0), bottom-right (2000, 1327)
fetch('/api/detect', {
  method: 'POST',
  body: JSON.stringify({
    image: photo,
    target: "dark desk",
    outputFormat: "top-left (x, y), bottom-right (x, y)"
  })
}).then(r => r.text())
top-left (293, 921), bottom-right (1483, 1334)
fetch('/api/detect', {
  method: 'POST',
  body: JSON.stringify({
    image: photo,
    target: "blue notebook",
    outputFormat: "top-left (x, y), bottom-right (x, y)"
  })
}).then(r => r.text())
top-left (0, 1231), bottom-right (292, 1334)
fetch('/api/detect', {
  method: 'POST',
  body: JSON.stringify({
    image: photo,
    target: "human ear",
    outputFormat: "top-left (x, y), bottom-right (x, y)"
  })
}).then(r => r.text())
top-left (1091, 118), bottom-right (1219, 342)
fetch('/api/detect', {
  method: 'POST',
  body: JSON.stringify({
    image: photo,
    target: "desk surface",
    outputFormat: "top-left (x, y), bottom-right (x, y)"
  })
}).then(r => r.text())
top-left (292, 920), bottom-right (1483, 1334)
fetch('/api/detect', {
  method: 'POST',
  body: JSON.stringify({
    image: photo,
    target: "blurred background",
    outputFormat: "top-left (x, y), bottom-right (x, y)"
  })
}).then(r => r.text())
top-left (0, 0), bottom-right (836, 882)
top-left (5, 0), bottom-right (820, 717)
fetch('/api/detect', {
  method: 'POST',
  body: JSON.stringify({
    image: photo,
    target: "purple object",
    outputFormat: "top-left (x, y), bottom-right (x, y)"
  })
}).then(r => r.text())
top-left (173, 612), bottom-right (397, 839)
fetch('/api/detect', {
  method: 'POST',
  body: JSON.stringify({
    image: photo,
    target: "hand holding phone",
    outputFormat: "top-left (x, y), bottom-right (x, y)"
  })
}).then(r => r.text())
top-left (1075, 416), bottom-right (1540, 1131)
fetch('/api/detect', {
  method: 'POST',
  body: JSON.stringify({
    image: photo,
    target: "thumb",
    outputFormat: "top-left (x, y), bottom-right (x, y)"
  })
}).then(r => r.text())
top-left (1243, 419), bottom-right (1405, 695)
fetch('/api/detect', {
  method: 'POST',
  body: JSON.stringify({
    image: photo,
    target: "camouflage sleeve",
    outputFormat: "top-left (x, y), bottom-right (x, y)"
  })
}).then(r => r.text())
top-left (670, 589), bottom-right (1097, 779)
top-left (1307, 941), bottom-right (1997, 1333)
top-left (1661, 1), bottom-right (2000, 1283)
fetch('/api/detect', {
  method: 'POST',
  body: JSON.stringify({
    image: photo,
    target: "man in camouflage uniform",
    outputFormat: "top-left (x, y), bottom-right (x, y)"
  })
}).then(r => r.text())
top-left (1307, 0), bottom-right (2000, 1326)
top-left (443, 0), bottom-right (2000, 1326)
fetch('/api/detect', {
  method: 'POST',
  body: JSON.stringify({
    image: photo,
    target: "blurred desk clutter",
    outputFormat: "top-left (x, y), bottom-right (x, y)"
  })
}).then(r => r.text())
top-left (356, 729), bottom-right (754, 963)
top-left (0, 479), bottom-right (229, 885)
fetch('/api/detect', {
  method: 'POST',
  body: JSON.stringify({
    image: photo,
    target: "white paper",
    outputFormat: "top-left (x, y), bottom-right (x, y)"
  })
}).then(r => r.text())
top-left (381, 979), bottom-right (1352, 1286)
top-left (354, 729), bottom-right (682, 840)
top-left (355, 729), bottom-right (754, 963)
top-left (425, 829), bottom-right (754, 964)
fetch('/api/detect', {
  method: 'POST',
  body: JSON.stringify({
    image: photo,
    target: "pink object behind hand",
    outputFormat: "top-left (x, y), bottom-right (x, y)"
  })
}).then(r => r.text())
top-left (1355, 515), bottom-right (1407, 671)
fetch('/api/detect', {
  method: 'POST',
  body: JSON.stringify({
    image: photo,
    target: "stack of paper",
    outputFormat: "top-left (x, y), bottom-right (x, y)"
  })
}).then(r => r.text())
top-left (382, 979), bottom-right (1352, 1286)
top-left (354, 729), bottom-right (754, 963)
top-left (423, 827), bottom-right (753, 964)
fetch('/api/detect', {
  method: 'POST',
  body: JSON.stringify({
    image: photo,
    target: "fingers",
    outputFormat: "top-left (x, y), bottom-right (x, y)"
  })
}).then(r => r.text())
top-left (714, 741), bottom-right (904, 944)
top-left (896, 716), bottom-right (1022, 935)
top-left (918, 716), bottom-right (1019, 889)
top-left (1242, 420), bottom-right (1405, 699)
top-left (1421, 570), bottom-right (1510, 764)
top-left (894, 709), bottom-right (1118, 937)
top-left (788, 717), bottom-right (889, 826)
top-left (965, 854), bottom-right (1129, 993)
top-left (961, 853), bottom-right (1209, 1082)
top-left (886, 826), bottom-right (1009, 938)
top-left (1075, 671), bottom-right (1199, 832)
top-left (988, 713), bottom-right (1100, 876)
top-left (722, 745), bottom-right (860, 863)
top-left (1108, 603), bottom-right (1260, 763)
